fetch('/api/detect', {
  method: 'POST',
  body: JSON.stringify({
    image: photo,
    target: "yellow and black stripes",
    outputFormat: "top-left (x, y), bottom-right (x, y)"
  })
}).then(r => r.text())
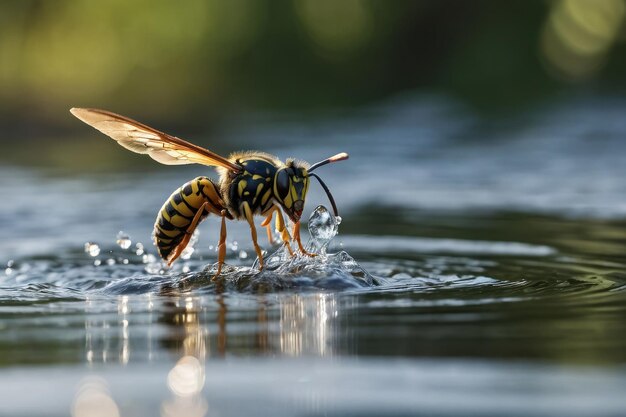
top-left (153, 176), bottom-right (230, 263)
top-left (228, 158), bottom-right (278, 218)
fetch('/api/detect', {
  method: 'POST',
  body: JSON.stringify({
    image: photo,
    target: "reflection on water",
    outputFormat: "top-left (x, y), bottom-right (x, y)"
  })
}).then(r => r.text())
top-left (85, 293), bottom-right (345, 365)
top-left (279, 294), bottom-right (339, 357)
top-left (78, 293), bottom-right (348, 417)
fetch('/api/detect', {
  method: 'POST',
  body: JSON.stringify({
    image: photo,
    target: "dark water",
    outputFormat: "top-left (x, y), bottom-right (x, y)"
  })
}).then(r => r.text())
top-left (2, 95), bottom-right (626, 416)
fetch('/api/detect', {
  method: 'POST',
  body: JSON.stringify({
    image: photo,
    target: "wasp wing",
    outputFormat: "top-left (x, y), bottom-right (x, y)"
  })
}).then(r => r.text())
top-left (70, 107), bottom-right (240, 172)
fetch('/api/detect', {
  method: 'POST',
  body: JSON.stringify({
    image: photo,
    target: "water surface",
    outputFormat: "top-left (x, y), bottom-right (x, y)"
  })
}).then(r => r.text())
top-left (2, 95), bottom-right (626, 416)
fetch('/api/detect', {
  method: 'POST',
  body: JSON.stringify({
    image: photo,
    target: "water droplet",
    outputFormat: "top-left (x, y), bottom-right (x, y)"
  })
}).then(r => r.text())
top-left (142, 254), bottom-right (157, 264)
top-left (336, 216), bottom-right (342, 225)
top-left (84, 243), bottom-right (101, 257)
top-left (230, 240), bottom-right (238, 251)
top-left (122, 259), bottom-right (129, 265)
top-left (135, 242), bottom-right (144, 256)
top-left (208, 245), bottom-right (214, 251)
top-left (116, 231), bottom-right (132, 249)
top-left (106, 258), bottom-right (116, 266)
top-left (239, 250), bottom-right (248, 259)
top-left (5, 268), bottom-right (13, 275)
top-left (94, 259), bottom-right (102, 266)
top-left (7, 260), bottom-right (14, 268)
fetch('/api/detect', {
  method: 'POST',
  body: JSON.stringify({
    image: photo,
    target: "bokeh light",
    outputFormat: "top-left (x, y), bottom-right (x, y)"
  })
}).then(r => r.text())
top-left (541, 0), bottom-right (626, 80)
top-left (72, 377), bottom-right (120, 417)
top-left (167, 355), bottom-right (205, 397)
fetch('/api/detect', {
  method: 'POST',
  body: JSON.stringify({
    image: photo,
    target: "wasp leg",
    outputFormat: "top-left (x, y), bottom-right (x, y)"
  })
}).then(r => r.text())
top-left (212, 210), bottom-right (228, 280)
top-left (261, 210), bottom-right (276, 245)
top-left (243, 202), bottom-right (265, 270)
top-left (293, 222), bottom-right (315, 257)
top-left (274, 208), bottom-right (295, 257)
top-left (166, 201), bottom-right (210, 266)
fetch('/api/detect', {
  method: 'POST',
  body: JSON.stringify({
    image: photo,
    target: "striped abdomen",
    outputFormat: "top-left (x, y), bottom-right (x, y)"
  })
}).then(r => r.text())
top-left (153, 176), bottom-right (226, 263)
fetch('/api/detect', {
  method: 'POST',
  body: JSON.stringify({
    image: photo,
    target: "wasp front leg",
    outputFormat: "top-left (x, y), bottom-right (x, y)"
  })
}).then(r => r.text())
top-left (293, 222), bottom-right (315, 257)
top-left (260, 206), bottom-right (294, 256)
top-left (274, 208), bottom-right (295, 257)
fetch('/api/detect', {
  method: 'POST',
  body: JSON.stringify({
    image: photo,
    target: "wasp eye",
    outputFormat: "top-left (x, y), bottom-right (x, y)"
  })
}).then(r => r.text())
top-left (275, 169), bottom-right (290, 199)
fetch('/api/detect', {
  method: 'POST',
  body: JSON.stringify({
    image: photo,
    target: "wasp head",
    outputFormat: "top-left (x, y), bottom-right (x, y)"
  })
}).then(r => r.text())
top-left (274, 153), bottom-right (349, 224)
top-left (274, 160), bottom-right (310, 223)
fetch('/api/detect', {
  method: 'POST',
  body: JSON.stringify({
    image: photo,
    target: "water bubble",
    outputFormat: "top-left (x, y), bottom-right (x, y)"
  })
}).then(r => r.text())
top-left (135, 243), bottom-right (145, 256)
top-left (230, 241), bottom-right (238, 251)
top-left (106, 258), bottom-right (116, 266)
top-left (122, 259), bottom-right (129, 265)
top-left (84, 243), bottom-right (101, 257)
top-left (116, 231), bottom-right (132, 250)
top-left (7, 260), bottom-right (14, 268)
top-left (5, 268), bottom-right (13, 275)
top-left (93, 259), bottom-right (102, 266)
top-left (239, 250), bottom-right (248, 259)
top-left (182, 265), bottom-right (191, 273)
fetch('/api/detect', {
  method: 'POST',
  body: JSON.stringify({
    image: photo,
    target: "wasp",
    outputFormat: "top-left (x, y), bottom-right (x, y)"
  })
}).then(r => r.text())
top-left (70, 108), bottom-right (348, 277)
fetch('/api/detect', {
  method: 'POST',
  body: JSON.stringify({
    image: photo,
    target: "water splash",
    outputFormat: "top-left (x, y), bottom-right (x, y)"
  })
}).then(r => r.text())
top-left (190, 205), bottom-right (378, 291)
top-left (306, 205), bottom-right (339, 255)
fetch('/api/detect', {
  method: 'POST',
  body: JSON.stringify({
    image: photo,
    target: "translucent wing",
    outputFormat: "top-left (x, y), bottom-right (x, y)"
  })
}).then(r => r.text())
top-left (70, 107), bottom-right (240, 171)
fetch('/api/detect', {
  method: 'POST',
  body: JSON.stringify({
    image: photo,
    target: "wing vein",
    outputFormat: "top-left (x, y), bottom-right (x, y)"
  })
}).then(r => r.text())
top-left (70, 107), bottom-right (240, 172)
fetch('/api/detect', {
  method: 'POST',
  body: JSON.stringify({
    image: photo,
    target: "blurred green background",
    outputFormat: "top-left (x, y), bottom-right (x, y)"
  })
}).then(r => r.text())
top-left (2, 0), bottom-right (626, 165)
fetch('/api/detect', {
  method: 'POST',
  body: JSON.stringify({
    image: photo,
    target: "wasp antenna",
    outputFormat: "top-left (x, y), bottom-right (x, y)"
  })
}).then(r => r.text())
top-left (310, 173), bottom-right (339, 216)
top-left (308, 152), bottom-right (349, 172)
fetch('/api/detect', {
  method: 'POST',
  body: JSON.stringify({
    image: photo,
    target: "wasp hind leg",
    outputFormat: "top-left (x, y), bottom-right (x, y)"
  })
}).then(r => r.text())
top-left (166, 201), bottom-right (211, 266)
top-left (212, 210), bottom-right (228, 280)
